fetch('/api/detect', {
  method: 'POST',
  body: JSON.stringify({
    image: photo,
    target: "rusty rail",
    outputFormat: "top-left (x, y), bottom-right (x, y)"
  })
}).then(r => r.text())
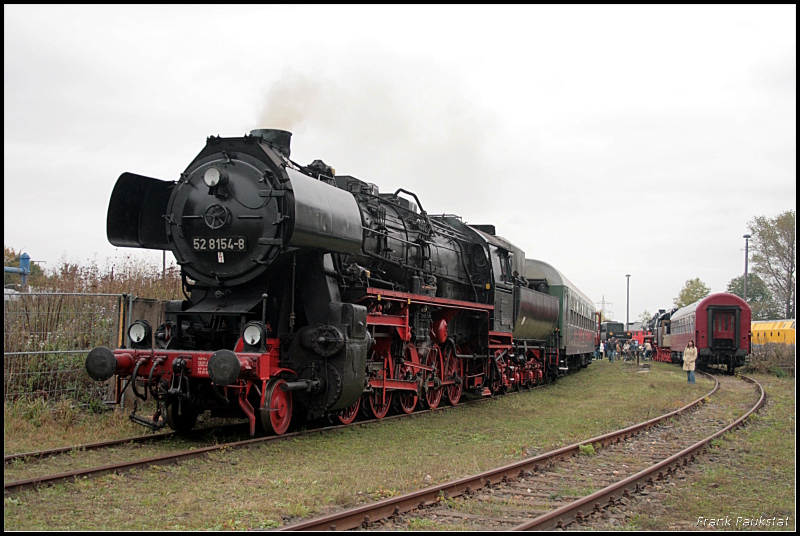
top-left (4, 432), bottom-right (176, 465)
top-left (3, 421), bottom-right (258, 465)
top-left (511, 373), bottom-right (765, 530)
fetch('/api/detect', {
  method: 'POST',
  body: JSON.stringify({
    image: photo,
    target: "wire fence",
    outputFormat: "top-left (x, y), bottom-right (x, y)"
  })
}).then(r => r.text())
top-left (3, 292), bottom-right (126, 403)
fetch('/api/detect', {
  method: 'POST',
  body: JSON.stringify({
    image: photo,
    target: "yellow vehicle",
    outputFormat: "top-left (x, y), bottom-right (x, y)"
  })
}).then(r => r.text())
top-left (751, 320), bottom-right (796, 345)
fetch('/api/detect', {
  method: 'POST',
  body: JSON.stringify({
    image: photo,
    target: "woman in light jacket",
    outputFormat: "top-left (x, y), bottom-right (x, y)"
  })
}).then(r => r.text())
top-left (683, 340), bottom-right (698, 384)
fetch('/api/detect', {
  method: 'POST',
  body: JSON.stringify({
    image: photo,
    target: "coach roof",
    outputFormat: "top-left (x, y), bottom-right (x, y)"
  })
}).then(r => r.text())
top-left (524, 258), bottom-right (594, 307)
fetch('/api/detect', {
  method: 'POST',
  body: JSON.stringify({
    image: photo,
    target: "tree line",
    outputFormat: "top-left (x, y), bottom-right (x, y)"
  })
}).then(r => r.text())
top-left (670, 210), bottom-right (795, 320)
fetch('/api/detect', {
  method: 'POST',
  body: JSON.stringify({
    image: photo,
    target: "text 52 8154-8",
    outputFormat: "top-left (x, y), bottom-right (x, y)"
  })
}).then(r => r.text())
top-left (192, 237), bottom-right (246, 251)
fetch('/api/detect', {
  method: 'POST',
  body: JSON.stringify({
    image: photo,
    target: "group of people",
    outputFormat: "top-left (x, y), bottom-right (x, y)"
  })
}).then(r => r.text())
top-left (597, 338), bottom-right (658, 362)
top-left (598, 338), bottom-right (647, 362)
top-left (595, 337), bottom-right (697, 384)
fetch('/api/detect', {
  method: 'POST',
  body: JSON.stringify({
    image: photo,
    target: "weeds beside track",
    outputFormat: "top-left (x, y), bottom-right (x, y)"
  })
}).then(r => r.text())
top-left (5, 361), bottom-right (729, 531)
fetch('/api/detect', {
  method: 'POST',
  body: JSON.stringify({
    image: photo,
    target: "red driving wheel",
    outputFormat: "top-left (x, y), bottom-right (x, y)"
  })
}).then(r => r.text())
top-left (260, 378), bottom-right (292, 435)
top-left (444, 344), bottom-right (463, 406)
top-left (337, 397), bottom-right (361, 425)
top-left (395, 345), bottom-right (418, 414)
top-left (424, 344), bottom-right (443, 410)
top-left (368, 352), bottom-right (393, 419)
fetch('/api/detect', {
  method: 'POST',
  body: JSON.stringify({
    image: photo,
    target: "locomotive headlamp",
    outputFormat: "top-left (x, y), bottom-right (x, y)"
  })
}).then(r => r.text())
top-left (203, 167), bottom-right (227, 188)
top-left (243, 323), bottom-right (262, 346)
top-left (128, 320), bottom-right (152, 348)
top-left (242, 321), bottom-right (266, 351)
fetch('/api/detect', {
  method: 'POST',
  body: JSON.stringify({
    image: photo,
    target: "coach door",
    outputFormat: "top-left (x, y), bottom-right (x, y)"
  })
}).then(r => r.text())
top-left (709, 307), bottom-right (738, 349)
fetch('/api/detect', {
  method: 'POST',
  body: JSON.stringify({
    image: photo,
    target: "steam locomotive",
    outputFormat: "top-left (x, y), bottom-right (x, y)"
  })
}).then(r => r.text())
top-left (86, 130), bottom-right (596, 436)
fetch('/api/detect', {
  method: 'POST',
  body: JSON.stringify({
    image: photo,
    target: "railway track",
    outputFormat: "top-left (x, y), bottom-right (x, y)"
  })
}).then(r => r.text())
top-left (4, 431), bottom-right (178, 466)
top-left (3, 421), bottom-right (253, 466)
top-left (4, 380), bottom-right (545, 495)
top-left (278, 373), bottom-right (764, 531)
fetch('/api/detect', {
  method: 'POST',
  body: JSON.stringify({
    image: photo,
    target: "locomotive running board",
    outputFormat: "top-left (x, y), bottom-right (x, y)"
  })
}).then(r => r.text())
top-left (362, 288), bottom-right (494, 311)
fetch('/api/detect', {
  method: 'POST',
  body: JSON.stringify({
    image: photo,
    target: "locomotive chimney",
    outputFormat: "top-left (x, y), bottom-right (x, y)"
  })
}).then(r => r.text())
top-left (250, 129), bottom-right (292, 158)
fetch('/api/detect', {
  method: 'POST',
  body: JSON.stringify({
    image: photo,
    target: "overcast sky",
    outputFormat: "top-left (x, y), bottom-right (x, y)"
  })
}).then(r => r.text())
top-left (4, 5), bottom-right (796, 321)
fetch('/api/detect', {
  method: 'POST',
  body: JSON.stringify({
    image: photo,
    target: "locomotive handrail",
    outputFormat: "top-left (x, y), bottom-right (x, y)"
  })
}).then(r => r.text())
top-left (394, 188), bottom-right (427, 215)
top-left (362, 226), bottom-right (465, 257)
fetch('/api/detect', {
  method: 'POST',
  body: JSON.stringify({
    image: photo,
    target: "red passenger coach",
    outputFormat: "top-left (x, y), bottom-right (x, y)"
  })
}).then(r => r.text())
top-left (667, 292), bottom-right (751, 373)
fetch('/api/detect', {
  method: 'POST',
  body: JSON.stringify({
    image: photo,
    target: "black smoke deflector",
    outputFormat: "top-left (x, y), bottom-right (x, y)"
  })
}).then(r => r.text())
top-left (107, 172), bottom-right (173, 249)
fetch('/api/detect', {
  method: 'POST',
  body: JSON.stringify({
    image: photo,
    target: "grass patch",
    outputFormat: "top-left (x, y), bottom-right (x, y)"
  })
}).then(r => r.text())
top-left (626, 373), bottom-right (795, 531)
top-left (4, 398), bottom-right (147, 455)
top-left (4, 361), bottom-right (716, 530)
top-left (406, 517), bottom-right (439, 530)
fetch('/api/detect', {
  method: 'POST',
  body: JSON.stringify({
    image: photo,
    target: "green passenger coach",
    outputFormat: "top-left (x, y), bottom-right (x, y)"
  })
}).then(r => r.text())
top-left (524, 258), bottom-right (596, 371)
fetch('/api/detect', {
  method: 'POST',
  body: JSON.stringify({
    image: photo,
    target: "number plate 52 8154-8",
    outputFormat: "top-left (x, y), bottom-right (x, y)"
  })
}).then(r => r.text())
top-left (192, 237), bottom-right (246, 251)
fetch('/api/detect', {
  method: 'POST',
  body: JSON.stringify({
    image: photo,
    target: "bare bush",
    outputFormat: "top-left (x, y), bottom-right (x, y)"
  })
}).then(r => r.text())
top-left (745, 343), bottom-right (796, 377)
top-left (33, 253), bottom-right (182, 299)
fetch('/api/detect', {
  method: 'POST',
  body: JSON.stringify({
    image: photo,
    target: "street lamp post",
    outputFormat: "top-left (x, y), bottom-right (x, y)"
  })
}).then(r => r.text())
top-left (743, 234), bottom-right (751, 302)
top-left (625, 274), bottom-right (631, 331)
